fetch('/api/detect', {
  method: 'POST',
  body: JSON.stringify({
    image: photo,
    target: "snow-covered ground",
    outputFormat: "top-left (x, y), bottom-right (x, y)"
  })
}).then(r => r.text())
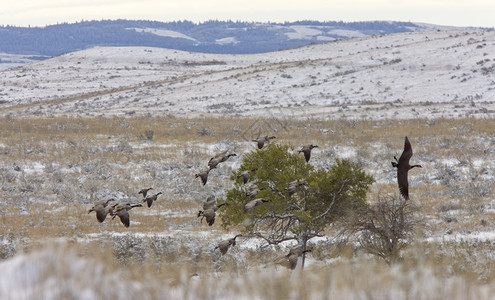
top-left (1, 29), bottom-right (494, 119)
top-left (0, 53), bottom-right (49, 71)
top-left (129, 27), bottom-right (199, 42)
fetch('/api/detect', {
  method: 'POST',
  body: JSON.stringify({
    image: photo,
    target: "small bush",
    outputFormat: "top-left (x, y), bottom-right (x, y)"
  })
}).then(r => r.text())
top-left (342, 195), bottom-right (419, 264)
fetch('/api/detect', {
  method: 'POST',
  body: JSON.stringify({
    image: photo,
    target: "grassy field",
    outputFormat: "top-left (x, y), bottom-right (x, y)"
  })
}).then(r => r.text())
top-left (0, 115), bottom-right (494, 298)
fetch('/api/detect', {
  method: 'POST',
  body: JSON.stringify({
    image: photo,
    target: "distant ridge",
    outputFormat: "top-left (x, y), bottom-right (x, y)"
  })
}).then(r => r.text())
top-left (0, 19), bottom-right (476, 58)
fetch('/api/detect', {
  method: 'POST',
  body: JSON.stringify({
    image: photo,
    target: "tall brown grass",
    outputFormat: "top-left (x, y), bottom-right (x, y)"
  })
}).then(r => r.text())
top-left (1, 115), bottom-right (494, 298)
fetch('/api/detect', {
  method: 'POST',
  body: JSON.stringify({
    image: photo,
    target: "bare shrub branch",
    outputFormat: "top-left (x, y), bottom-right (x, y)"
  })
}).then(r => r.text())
top-left (340, 195), bottom-right (420, 264)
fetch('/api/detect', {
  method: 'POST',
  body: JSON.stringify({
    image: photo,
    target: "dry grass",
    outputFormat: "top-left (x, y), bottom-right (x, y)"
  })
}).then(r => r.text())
top-left (1, 242), bottom-right (493, 299)
top-left (1, 115), bottom-right (495, 298)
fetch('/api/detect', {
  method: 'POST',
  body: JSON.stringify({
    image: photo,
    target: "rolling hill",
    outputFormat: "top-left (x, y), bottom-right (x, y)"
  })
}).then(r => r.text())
top-left (1, 29), bottom-right (494, 119)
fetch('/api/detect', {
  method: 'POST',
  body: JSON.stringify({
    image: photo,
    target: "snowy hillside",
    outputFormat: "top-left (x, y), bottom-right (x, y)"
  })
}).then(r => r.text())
top-left (1, 29), bottom-right (495, 119)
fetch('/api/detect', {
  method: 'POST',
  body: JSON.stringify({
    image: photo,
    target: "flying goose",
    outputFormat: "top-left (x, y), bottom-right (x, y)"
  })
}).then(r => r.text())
top-left (208, 151), bottom-right (237, 169)
top-left (252, 136), bottom-right (276, 149)
top-left (138, 187), bottom-right (153, 198)
top-left (285, 179), bottom-right (306, 196)
top-left (215, 234), bottom-right (242, 255)
top-left (274, 246), bottom-right (312, 270)
top-left (237, 168), bottom-right (257, 185)
top-left (244, 198), bottom-right (270, 212)
top-left (245, 183), bottom-right (263, 199)
top-left (197, 196), bottom-right (228, 226)
top-left (142, 192), bottom-right (163, 208)
top-left (88, 198), bottom-right (115, 223)
top-left (298, 144), bottom-right (318, 162)
top-left (111, 202), bottom-right (143, 227)
top-left (201, 195), bottom-right (216, 211)
top-left (195, 169), bottom-right (210, 185)
top-left (391, 136), bottom-right (422, 200)
top-left (287, 245), bottom-right (311, 257)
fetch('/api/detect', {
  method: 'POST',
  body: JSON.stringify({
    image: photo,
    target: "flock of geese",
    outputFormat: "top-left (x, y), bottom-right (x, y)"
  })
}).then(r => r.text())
top-left (88, 135), bottom-right (421, 269)
top-left (88, 188), bottom-right (163, 227)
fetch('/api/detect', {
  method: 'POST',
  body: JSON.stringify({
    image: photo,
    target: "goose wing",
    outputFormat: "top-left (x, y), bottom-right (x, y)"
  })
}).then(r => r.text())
top-left (238, 170), bottom-right (250, 184)
top-left (200, 173), bottom-right (208, 185)
top-left (303, 149), bottom-right (311, 162)
top-left (217, 240), bottom-right (231, 255)
top-left (257, 140), bottom-right (264, 149)
top-left (204, 209), bottom-right (216, 226)
top-left (115, 209), bottom-right (130, 227)
top-left (287, 254), bottom-right (299, 270)
top-left (274, 255), bottom-right (291, 269)
top-left (288, 245), bottom-right (304, 256)
top-left (95, 207), bottom-right (110, 223)
top-left (213, 150), bottom-right (228, 159)
top-left (203, 195), bottom-right (216, 210)
top-left (398, 136), bottom-right (413, 165)
top-left (299, 146), bottom-right (312, 162)
top-left (209, 151), bottom-right (228, 166)
top-left (196, 170), bottom-right (209, 185)
top-left (246, 183), bottom-right (261, 198)
top-left (138, 188), bottom-right (152, 198)
top-left (145, 196), bottom-right (154, 208)
top-left (244, 198), bottom-right (268, 212)
top-left (208, 156), bottom-right (224, 169)
top-left (219, 153), bottom-right (235, 163)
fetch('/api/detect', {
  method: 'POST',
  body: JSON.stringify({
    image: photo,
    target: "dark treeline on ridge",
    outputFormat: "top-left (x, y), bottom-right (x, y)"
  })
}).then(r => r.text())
top-left (0, 19), bottom-right (473, 57)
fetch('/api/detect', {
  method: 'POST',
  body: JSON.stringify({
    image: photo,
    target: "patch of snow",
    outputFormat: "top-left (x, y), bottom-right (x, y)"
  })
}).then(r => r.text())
top-left (335, 146), bottom-right (356, 159)
top-left (136, 208), bottom-right (195, 218)
top-left (426, 231), bottom-right (495, 243)
top-left (216, 37), bottom-right (239, 45)
top-left (327, 29), bottom-right (366, 38)
top-left (316, 36), bottom-right (336, 41)
top-left (440, 158), bottom-right (460, 167)
top-left (129, 28), bottom-right (198, 42)
top-left (0, 52), bottom-right (49, 71)
top-left (413, 22), bottom-right (467, 31)
top-left (22, 161), bottom-right (45, 174)
top-left (285, 26), bottom-right (324, 40)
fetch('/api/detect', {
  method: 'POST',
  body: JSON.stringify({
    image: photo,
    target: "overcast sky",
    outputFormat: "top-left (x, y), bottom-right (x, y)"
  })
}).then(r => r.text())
top-left (1, 0), bottom-right (494, 28)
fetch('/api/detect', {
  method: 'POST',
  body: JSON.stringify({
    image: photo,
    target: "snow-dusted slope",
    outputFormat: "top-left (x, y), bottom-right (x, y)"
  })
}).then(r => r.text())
top-left (1, 29), bottom-right (494, 119)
